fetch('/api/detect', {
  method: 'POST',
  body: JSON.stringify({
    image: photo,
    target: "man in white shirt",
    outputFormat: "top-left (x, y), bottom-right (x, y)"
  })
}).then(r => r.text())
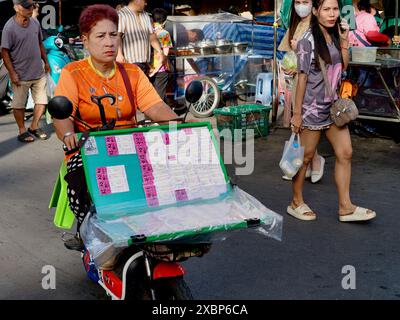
top-left (116, 0), bottom-right (166, 75)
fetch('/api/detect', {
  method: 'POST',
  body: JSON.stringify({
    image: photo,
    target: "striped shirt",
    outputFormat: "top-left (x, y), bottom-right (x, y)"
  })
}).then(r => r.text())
top-left (118, 7), bottom-right (153, 64)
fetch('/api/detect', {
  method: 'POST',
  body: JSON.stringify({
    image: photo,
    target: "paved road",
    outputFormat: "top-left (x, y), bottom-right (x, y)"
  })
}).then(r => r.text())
top-left (1, 112), bottom-right (400, 300)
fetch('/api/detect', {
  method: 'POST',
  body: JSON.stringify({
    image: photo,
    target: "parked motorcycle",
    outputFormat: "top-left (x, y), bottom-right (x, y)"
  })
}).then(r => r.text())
top-left (48, 82), bottom-right (208, 300)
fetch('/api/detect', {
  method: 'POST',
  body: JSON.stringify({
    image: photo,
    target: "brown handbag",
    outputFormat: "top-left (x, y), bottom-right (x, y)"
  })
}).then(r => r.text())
top-left (319, 57), bottom-right (359, 127)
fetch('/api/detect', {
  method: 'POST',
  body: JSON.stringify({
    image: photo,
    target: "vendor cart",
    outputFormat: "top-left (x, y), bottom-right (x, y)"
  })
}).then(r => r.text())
top-left (167, 13), bottom-right (255, 117)
top-left (347, 49), bottom-right (400, 122)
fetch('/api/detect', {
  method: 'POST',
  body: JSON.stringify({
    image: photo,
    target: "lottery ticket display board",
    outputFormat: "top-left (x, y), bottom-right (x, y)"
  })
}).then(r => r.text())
top-left (81, 122), bottom-right (230, 221)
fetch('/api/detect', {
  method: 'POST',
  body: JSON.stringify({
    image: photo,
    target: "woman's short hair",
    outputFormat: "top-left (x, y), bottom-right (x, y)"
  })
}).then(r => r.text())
top-left (152, 8), bottom-right (168, 24)
top-left (79, 4), bottom-right (119, 35)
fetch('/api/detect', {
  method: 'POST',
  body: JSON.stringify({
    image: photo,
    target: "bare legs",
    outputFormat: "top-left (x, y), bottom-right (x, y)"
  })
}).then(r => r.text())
top-left (290, 125), bottom-right (373, 219)
top-left (14, 103), bottom-right (46, 142)
top-left (29, 103), bottom-right (46, 131)
top-left (325, 125), bottom-right (356, 216)
top-left (291, 129), bottom-right (321, 216)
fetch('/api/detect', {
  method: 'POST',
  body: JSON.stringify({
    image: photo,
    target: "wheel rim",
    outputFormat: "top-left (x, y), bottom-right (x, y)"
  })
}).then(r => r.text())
top-left (190, 78), bottom-right (219, 116)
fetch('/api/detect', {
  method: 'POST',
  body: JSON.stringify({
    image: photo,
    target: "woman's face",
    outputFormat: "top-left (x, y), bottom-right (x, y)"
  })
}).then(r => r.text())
top-left (294, 0), bottom-right (313, 18)
top-left (83, 19), bottom-right (119, 64)
top-left (313, 0), bottom-right (340, 28)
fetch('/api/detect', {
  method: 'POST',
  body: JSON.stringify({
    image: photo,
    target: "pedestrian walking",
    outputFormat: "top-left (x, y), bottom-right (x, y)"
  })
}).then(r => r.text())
top-left (1, 0), bottom-right (49, 142)
top-left (116, 0), bottom-right (166, 75)
top-left (287, 0), bottom-right (376, 222)
top-left (149, 8), bottom-right (173, 101)
top-left (279, 0), bottom-right (325, 183)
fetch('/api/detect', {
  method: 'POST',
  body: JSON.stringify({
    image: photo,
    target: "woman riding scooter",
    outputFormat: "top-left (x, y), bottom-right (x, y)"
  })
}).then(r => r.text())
top-left (53, 4), bottom-right (178, 250)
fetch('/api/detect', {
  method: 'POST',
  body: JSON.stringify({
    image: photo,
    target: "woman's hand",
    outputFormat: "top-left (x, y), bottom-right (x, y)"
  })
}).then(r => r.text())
top-left (290, 113), bottom-right (302, 134)
top-left (290, 38), bottom-right (298, 51)
top-left (339, 19), bottom-right (350, 43)
top-left (63, 132), bottom-right (79, 151)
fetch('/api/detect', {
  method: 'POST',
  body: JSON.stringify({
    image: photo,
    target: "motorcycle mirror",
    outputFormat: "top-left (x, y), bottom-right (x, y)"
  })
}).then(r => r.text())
top-left (185, 80), bottom-right (203, 104)
top-left (54, 37), bottom-right (64, 49)
top-left (47, 96), bottom-right (73, 120)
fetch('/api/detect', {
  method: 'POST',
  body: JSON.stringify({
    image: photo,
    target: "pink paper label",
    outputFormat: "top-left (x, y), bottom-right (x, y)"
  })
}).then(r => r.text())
top-left (96, 167), bottom-right (111, 195)
top-left (105, 136), bottom-right (119, 156)
top-left (142, 172), bottom-right (154, 185)
top-left (141, 163), bottom-right (153, 173)
top-left (162, 133), bottom-right (170, 145)
top-left (138, 153), bottom-right (149, 163)
top-left (143, 184), bottom-right (158, 207)
top-left (135, 143), bottom-right (148, 155)
top-left (133, 133), bottom-right (146, 144)
top-left (175, 189), bottom-right (188, 202)
top-left (147, 197), bottom-right (159, 207)
top-left (183, 128), bottom-right (193, 135)
top-left (144, 185), bottom-right (157, 198)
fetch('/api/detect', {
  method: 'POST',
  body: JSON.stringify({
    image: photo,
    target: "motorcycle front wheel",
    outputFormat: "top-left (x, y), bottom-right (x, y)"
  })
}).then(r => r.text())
top-left (154, 277), bottom-right (194, 300)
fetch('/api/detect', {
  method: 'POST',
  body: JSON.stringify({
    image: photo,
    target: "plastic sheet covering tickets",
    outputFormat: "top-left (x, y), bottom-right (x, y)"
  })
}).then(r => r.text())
top-left (78, 124), bottom-right (283, 268)
top-left (81, 187), bottom-right (282, 267)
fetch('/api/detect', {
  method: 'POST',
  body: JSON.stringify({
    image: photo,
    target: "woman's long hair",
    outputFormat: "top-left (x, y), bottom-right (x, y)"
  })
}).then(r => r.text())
top-left (311, 0), bottom-right (342, 68)
top-left (288, 1), bottom-right (302, 44)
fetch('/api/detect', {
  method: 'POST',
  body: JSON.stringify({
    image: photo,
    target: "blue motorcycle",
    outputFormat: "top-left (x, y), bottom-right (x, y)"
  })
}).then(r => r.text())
top-left (43, 35), bottom-right (72, 85)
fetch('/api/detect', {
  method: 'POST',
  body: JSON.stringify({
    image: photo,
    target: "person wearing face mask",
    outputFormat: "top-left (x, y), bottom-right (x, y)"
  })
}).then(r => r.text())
top-left (279, 0), bottom-right (325, 184)
top-left (288, 0), bottom-right (376, 222)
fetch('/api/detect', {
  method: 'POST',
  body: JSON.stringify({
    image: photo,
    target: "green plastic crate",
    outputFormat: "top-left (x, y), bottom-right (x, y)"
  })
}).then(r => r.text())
top-left (213, 104), bottom-right (272, 140)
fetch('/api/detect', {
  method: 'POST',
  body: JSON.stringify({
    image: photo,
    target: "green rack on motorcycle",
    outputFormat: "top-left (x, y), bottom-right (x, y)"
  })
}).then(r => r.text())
top-left (49, 119), bottom-right (282, 300)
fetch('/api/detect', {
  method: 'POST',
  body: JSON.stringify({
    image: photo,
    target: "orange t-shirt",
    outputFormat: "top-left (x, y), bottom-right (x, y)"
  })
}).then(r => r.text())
top-left (54, 59), bottom-right (162, 132)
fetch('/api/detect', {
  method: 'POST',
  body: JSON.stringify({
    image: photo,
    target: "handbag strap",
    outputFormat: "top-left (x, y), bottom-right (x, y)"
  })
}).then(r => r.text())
top-left (116, 62), bottom-right (137, 124)
top-left (352, 30), bottom-right (372, 47)
top-left (318, 56), bottom-right (336, 101)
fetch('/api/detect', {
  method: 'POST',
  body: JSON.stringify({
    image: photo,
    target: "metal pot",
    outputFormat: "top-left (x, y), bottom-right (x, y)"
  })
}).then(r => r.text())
top-left (215, 39), bottom-right (233, 46)
top-left (232, 42), bottom-right (248, 54)
top-left (194, 40), bottom-right (216, 55)
top-left (215, 43), bottom-right (232, 54)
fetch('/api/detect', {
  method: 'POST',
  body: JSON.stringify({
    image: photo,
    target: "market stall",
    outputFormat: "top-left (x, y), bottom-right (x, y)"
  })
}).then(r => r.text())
top-left (348, 49), bottom-right (400, 122)
top-left (166, 12), bottom-right (285, 117)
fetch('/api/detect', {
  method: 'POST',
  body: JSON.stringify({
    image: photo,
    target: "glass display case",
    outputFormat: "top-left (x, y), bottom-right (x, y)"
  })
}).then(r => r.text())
top-left (165, 13), bottom-right (259, 117)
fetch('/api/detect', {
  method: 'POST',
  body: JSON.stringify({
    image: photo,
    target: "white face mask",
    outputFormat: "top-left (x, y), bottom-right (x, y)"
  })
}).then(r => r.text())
top-left (295, 4), bottom-right (312, 18)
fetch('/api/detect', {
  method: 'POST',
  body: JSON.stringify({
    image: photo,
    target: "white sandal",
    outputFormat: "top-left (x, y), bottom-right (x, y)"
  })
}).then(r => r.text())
top-left (339, 206), bottom-right (376, 222)
top-left (287, 203), bottom-right (316, 221)
top-left (311, 156), bottom-right (325, 184)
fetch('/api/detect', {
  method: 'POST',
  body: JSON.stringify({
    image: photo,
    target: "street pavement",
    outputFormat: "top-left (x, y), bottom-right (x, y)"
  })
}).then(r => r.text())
top-left (0, 110), bottom-right (400, 300)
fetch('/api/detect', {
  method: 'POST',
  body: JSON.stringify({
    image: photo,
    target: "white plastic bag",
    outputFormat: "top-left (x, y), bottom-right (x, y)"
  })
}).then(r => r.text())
top-left (45, 74), bottom-right (56, 124)
top-left (279, 133), bottom-right (304, 179)
top-left (46, 73), bottom-right (56, 98)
